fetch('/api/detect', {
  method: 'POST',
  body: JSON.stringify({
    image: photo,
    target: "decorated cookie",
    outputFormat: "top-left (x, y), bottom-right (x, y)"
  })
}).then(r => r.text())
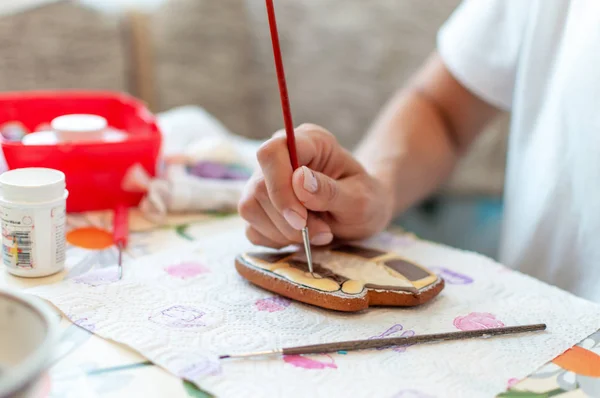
top-left (235, 244), bottom-right (444, 312)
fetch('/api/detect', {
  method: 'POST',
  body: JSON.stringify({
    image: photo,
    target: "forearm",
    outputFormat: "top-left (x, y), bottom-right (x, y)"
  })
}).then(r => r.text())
top-left (356, 52), bottom-right (500, 217)
top-left (355, 88), bottom-right (460, 216)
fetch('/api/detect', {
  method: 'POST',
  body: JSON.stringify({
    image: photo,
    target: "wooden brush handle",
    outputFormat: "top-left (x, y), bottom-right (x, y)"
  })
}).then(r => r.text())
top-left (265, 0), bottom-right (299, 170)
top-left (283, 324), bottom-right (547, 356)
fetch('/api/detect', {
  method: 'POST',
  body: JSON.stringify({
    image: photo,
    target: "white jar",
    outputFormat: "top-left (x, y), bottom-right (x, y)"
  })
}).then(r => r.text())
top-left (51, 114), bottom-right (107, 142)
top-left (0, 168), bottom-right (68, 277)
top-left (21, 131), bottom-right (59, 145)
top-left (47, 114), bottom-right (126, 143)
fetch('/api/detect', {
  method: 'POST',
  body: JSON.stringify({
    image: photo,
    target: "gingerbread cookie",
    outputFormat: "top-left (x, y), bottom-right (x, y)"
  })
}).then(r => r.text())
top-left (235, 243), bottom-right (444, 312)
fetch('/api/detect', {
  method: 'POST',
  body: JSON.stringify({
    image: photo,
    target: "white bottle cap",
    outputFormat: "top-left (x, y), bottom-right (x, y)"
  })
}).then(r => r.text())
top-left (21, 131), bottom-right (59, 145)
top-left (0, 168), bottom-right (66, 203)
top-left (51, 114), bottom-right (107, 142)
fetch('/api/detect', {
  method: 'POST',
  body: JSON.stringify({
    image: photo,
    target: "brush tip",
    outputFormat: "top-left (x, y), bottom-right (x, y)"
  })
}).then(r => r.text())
top-left (218, 355), bottom-right (230, 360)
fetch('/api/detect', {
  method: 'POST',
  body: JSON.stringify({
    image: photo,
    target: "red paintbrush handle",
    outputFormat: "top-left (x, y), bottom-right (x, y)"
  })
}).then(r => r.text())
top-left (265, 0), bottom-right (299, 170)
top-left (113, 204), bottom-right (129, 248)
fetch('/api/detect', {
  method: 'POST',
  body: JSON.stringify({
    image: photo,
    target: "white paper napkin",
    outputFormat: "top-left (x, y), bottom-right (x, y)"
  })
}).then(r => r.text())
top-left (28, 227), bottom-right (600, 398)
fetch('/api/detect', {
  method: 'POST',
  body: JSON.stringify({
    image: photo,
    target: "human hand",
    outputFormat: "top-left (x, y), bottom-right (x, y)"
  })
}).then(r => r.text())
top-left (238, 124), bottom-right (394, 248)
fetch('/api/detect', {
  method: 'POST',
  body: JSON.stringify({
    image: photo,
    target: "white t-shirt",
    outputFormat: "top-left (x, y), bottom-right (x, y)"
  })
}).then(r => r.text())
top-left (437, 0), bottom-right (600, 302)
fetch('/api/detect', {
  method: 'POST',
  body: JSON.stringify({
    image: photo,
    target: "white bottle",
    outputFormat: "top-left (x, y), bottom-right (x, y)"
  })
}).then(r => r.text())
top-left (0, 168), bottom-right (68, 277)
top-left (51, 114), bottom-right (127, 143)
top-left (51, 114), bottom-right (106, 142)
top-left (21, 114), bottom-right (127, 145)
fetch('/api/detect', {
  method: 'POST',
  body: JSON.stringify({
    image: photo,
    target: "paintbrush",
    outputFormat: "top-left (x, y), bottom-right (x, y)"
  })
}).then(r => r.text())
top-left (265, 0), bottom-right (315, 277)
top-left (113, 204), bottom-right (129, 280)
top-left (219, 323), bottom-right (546, 359)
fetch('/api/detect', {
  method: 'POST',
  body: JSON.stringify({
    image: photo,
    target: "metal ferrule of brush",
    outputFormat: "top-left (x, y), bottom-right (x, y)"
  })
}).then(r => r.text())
top-left (301, 227), bottom-right (314, 275)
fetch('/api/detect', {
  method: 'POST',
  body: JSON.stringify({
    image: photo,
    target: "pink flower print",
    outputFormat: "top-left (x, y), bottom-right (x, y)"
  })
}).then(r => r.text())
top-left (283, 354), bottom-right (337, 370)
top-left (165, 262), bottom-right (209, 279)
top-left (255, 296), bottom-right (291, 312)
top-left (149, 305), bottom-right (206, 328)
top-left (370, 324), bottom-right (416, 353)
top-left (507, 378), bottom-right (520, 388)
top-left (453, 312), bottom-right (505, 331)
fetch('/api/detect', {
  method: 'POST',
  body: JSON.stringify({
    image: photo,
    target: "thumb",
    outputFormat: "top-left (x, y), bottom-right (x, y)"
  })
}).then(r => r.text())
top-left (292, 166), bottom-right (352, 212)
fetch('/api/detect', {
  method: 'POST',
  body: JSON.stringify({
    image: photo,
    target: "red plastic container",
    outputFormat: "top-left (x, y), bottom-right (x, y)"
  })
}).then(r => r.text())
top-left (0, 90), bottom-right (162, 213)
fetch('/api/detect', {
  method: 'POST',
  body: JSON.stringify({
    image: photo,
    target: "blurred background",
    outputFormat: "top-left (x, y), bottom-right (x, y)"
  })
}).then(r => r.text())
top-left (0, 0), bottom-right (508, 259)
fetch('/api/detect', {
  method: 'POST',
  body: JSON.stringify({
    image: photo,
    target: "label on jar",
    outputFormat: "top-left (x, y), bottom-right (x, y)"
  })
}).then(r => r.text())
top-left (51, 204), bottom-right (66, 265)
top-left (1, 207), bottom-right (35, 270)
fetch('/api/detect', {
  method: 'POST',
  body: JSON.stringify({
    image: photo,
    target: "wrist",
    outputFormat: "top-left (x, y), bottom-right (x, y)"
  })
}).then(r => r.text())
top-left (369, 172), bottom-right (396, 227)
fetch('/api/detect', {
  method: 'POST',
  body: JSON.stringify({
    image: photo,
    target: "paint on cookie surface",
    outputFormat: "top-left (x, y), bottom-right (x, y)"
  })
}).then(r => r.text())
top-left (331, 244), bottom-right (386, 259)
top-left (255, 296), bottom-right (291, 312)
top-left (286, 255), bottom-right (415, 293)
top-left (430, 267), bottom-right (473, 285)
top-left (283, 354), bottom-right (337, 370)
top-left (288, 260), bottom-right (348, 284)
top-left (384, 259), bottom-right (430, 281)
top-left (165, 262), bottom-right (209, 279)
top-left (247, 251), bottom-right (294, 263)
top-left (341, 279), bottom-right (364, 294)
top-left (243, 246), bottom-right (437, 293)
top-left (149, 305), bottom-right (206, 328)
top-left (370, 324), bottom-right (415, 352)
top-left (453, 312), bottom-right (504, 331)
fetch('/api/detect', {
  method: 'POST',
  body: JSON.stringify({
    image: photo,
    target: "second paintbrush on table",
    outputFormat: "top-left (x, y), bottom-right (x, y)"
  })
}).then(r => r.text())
top-left (219, 323), bottom-right (547, 359)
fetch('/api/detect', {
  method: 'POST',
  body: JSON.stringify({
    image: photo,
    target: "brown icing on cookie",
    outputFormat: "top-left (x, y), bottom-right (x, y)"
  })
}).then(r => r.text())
top-left (332, 244), bottom-right (386, 259)
top-left (235, 245), bottom-right (445, 311)
top-left (247, 251), bottom-right (294, 263)
top-left (384, 259), bottom-right (430, 281)
top-left (287, 260), bottom-right (349, 284)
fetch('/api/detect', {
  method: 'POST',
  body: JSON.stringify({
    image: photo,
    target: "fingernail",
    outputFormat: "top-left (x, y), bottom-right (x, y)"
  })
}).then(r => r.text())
top-left (311, 232), bottom-right (333, 246)
top-left (283, 209), bottom-right (306, 230)
top-left (302, 166), bottom-right (318, 193)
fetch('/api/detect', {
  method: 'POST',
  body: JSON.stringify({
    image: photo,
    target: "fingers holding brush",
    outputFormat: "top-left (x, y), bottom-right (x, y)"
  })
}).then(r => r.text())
top-left (253, 124), bottom-right (347, 232)
top-left (240, 181), bottom-right (333, 248)
top-left (239, 193), bottom-right (290, 247)
top-left (256, 135), bottom-right (308, 231)
top-left (244, 212), bottom-right (332, 249)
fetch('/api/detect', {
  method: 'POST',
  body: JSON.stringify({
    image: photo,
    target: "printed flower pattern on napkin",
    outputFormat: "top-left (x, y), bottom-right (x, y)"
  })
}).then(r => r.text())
top-left (255, 296), bottom-right (291, 312)
top-left (453, 312), bottom-right (505, 331)
top-left (283, 355), bottom-right (337, 370)
top-left (369, 324), bottom-right (415, 353)
top-left (148, 305), bottom-right (206, 328)
top-left (429, 267), bottom-right (473, 285)
top-left (165, 262), bottom-right (209, 279)
top-left (73, 266), bottom-right (121, 286)
top-left (27, 221), bottom-right (600, 398)
top-left (177, 357), bottom-right (222, 379)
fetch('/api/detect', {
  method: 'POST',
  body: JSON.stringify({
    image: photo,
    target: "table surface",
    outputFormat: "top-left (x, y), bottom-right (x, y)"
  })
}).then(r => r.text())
top-left (2, 210), bottom-right (598, 398)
